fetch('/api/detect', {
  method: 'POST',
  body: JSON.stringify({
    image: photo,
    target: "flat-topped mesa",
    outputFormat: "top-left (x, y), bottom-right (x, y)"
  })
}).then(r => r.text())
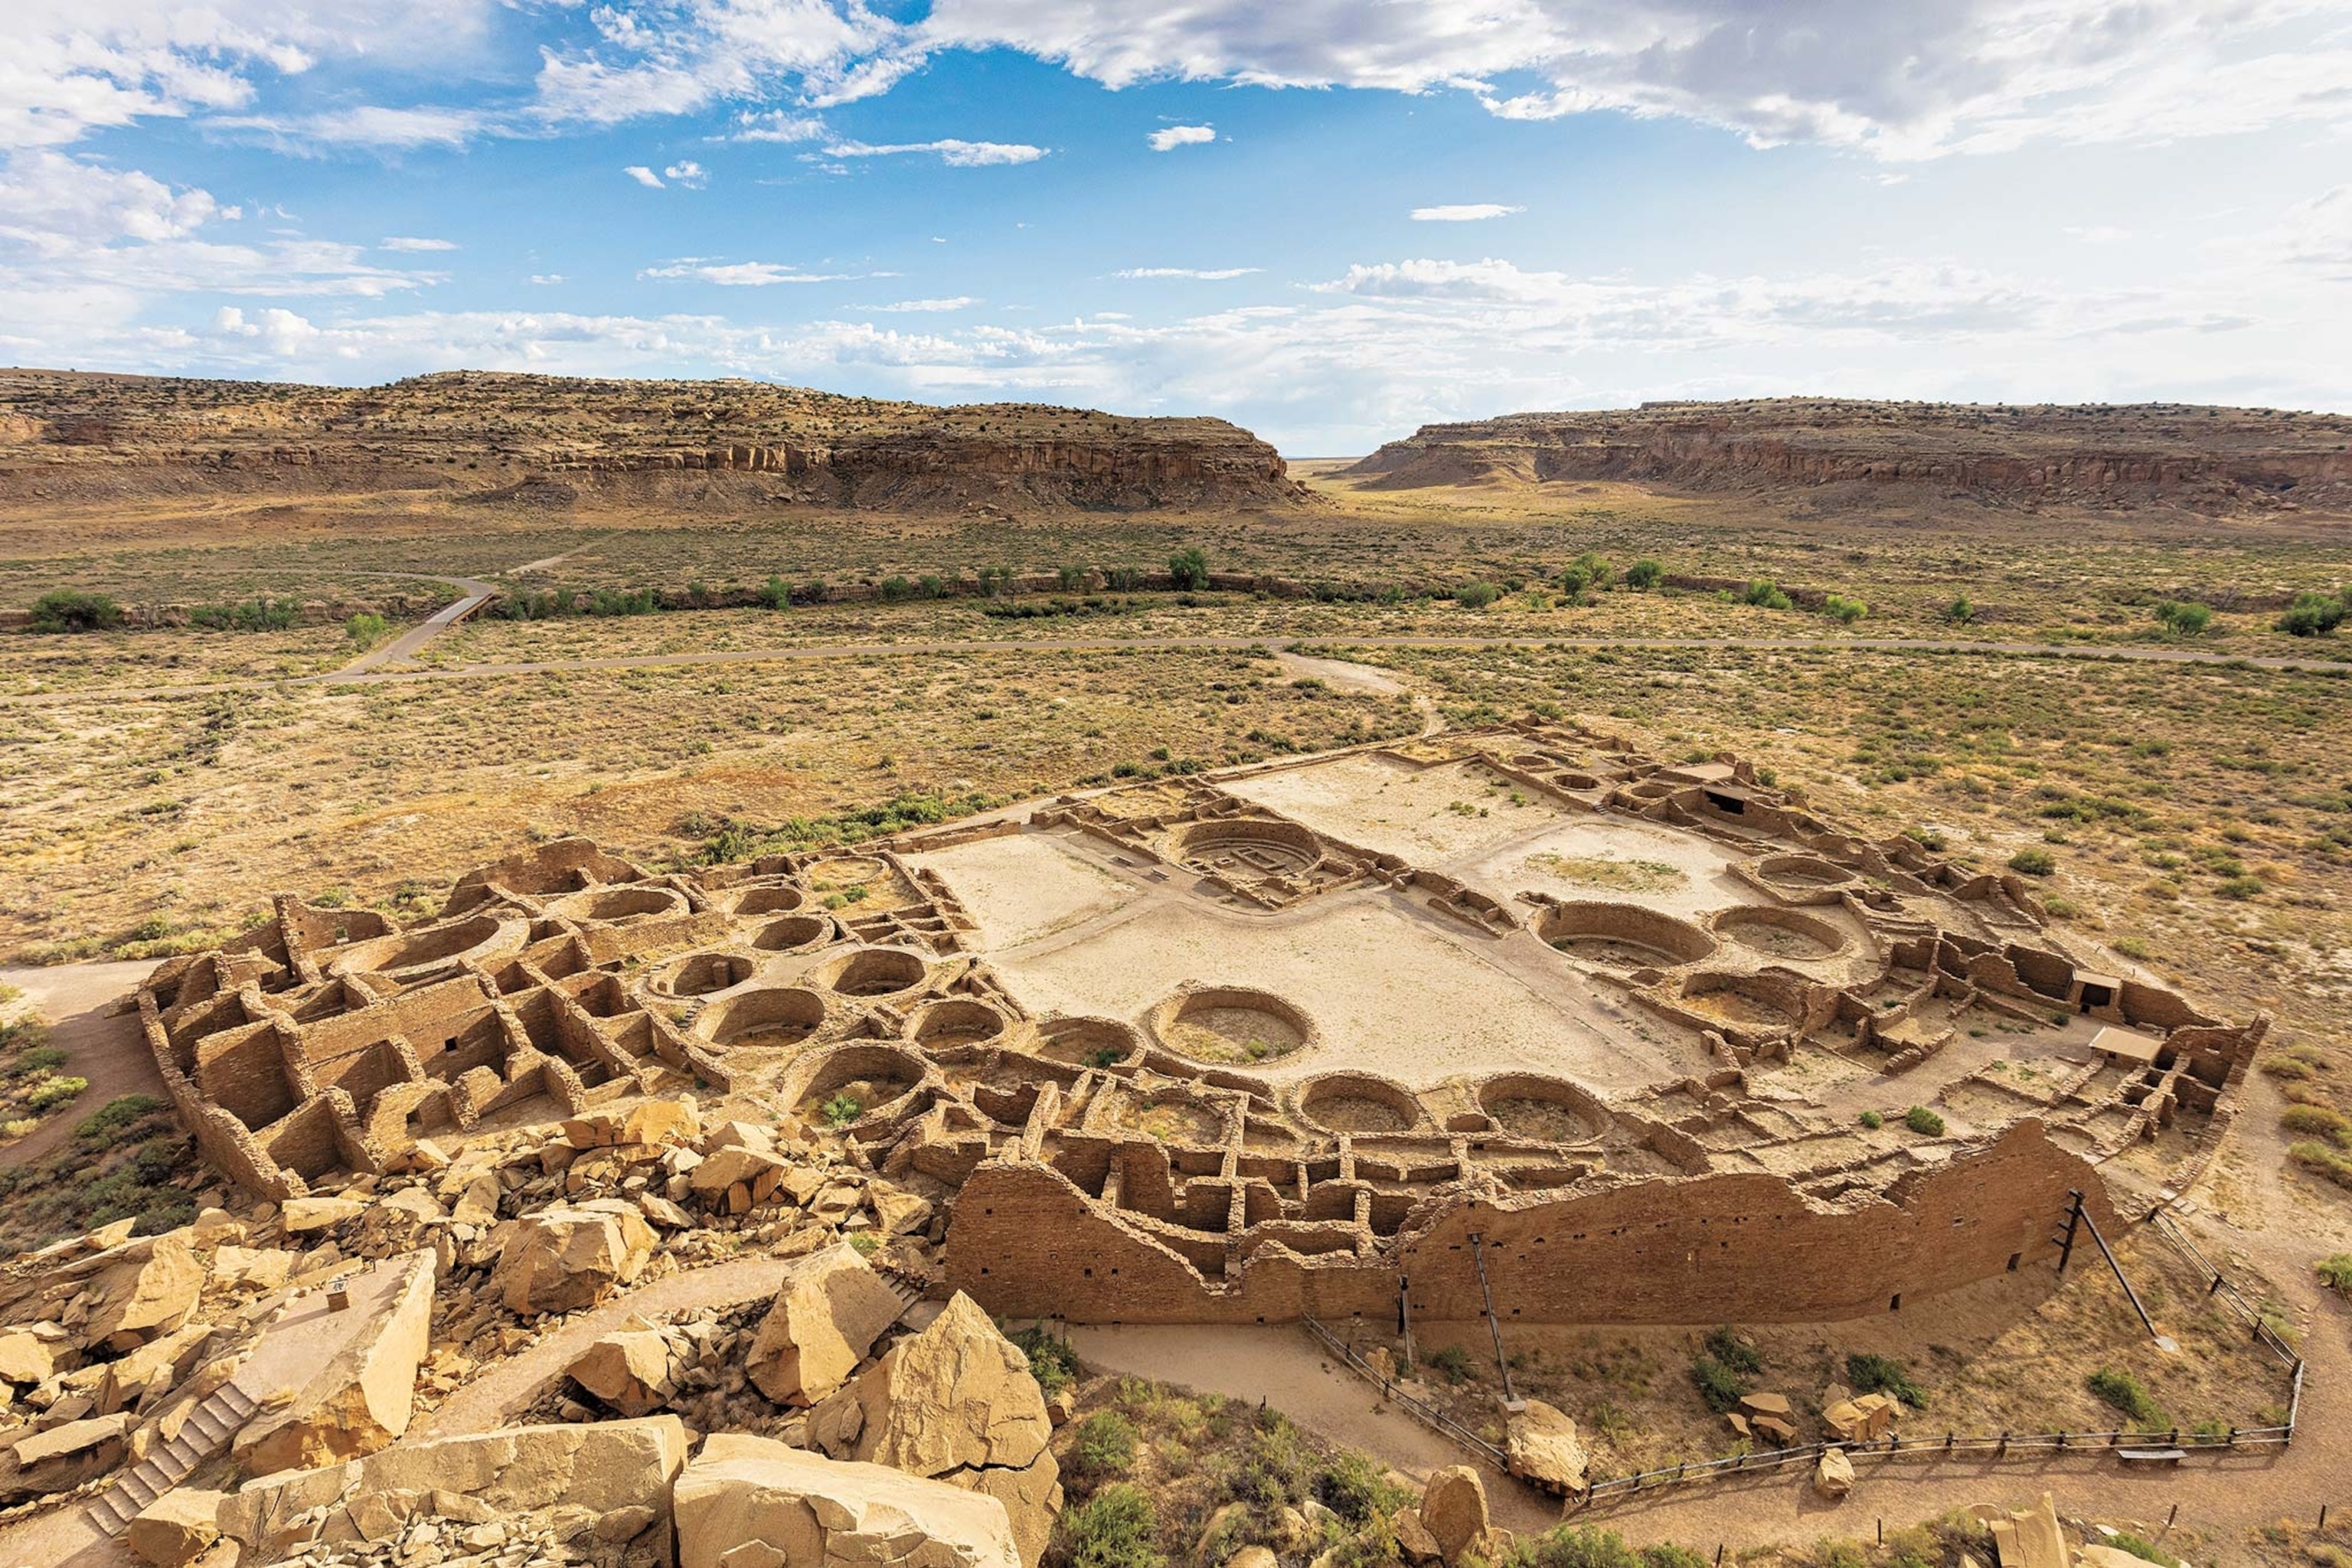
top-left (0, 368), bottom-right (1308, 511)
top-left (1344, 397), bottom-right (2352, 509)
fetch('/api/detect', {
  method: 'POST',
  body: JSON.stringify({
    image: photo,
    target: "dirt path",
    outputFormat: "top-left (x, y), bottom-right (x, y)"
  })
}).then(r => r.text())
top-left (0, 960), bottom-right (163, 1172)
top-left (410, 1253), bottom-right (798, 1439)
top-left (4, 632), bottom-right (2343, 707)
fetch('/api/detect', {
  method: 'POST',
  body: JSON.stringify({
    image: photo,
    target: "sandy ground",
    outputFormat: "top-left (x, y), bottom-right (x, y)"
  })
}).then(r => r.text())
top-left (1464, 818), bottom-right (1759, 920)
top-left (1069, 1323), bottom-right (1563, 1534)
top-left (0, 960), bottom-right (164, 1172)
top-left (904, 833), bottom-right (1142, 949)
top-left (1226, 754), bottom-right (1571, 864)
top-left (978, 890), bottom-right (1702, 1089)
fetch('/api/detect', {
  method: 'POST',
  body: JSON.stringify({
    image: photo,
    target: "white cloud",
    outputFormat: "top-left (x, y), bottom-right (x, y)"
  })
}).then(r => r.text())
top-left (861, 296), bottom-right (978, 311)
top-left (727, 110), bottom-right (827, 142)
top-left (1411, 204), bottom-right (1522, 222)
top-left (1147, 123), bottom-right (1215, 151)
top-left (623, 165), bottom-right (666, 188)
top-left (1116, 266), bottom-right (1260, 279)
top-left (822, 138), bottom-right (1045, 166)
top-left (662, 158), bottom-right (710, 188)
top-left (381, 236), bottom-right (458, 252)
top-left (641, 259), bottom-right (866, 285)
top-left (528, 273), bottom-right (565, 286)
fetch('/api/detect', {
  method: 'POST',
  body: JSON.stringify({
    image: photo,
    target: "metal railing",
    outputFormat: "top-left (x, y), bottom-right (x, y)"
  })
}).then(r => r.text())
top-left (1302, 1316), bottom-right (1515, 1474)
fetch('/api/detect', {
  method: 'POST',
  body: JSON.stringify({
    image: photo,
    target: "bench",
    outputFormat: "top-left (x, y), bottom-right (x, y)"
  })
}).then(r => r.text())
top-left (2116, 1448), bottom-right (2187, 1466)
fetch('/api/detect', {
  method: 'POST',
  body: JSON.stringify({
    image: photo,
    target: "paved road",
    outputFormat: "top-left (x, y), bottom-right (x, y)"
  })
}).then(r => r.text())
top-left (5, 631), bottom-right (2344, 707)
top-left (336, 573), bottom-right (498, 674)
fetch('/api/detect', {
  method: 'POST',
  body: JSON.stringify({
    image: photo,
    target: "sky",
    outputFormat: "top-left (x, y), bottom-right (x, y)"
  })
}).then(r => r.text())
top-left (2, 2), bottom-right (2349, 454)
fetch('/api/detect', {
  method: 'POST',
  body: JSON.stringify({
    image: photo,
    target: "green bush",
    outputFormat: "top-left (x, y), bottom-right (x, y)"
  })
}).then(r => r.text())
top-left (2282, 1105), bottom-right (2352, 1144)
top-left (1008, 1325), bottom-right (1079, 1396)
top-left (757, 576), bottom-right (792, 609)
top-left (2277, 590), bottom-right (2348, 637)
top-left (1167, 547), bottom-right (1209, 591)
top-left (1314, 1449), bottom-right (1408, 1523)
top-left (344, 612), bottom-right (387, 646)
top-left (1106, 566), bottom-right (1144, 592)
top-left (1743, 580), bottom-right (1793, 611)
top-left (5, 1045), bottom-right (67, 1078)
top-left (2318, 1254), bottom-right (2352, 1294)
top-left (1060, 1483), bottom-right (1162, 1568)
top-left (1689, 1354), bottom-right (1748, 1413)
top-left (2008, 848), bottom-right (2056, 876)
top-left (25, 1076), bottom-right (88, 1112)
top-left (1903, 1105), bottom-right (1945, 1137)
top-left (2086, 1367), bottom-right (2165, 1426)
top-left (29, 589), bottom-right (124, 632)
top-left (1844, 1351), bottom-right (1926, 1407)
top-left (1703, 1325), bottom-right (1763, 1377)
top-left (820, 1093), bottom-right (862, 1129)
top-left (1455, 580), bottom-right (1501, 609)
top-left (1073, 1410), bottom-right (1137, 1475)
top-left (74, 1094), bottom-right (166, 1141)
top-left (2107, 1532), bottom-right (2177, 1566)
top-left (1502, 1526), bottom-right (1708, 1568)
top-left (1945, 593), bottom-right (1975, 624)
top-left (1824, 593), bottom-right (1868, 624)
top-left (192, 595), bottom-right (299, 631)
top-left (2154, 599), bottom-right (2212, 638)
top-left (1858, 1110), bottom-right (1884, 1129)
top-left (878, 575), bottom-right (913, 603)
top-left (1624, 559), bottom-right (1664, 590)
top-left (1428, 1344), bottom-right (1474, 1384)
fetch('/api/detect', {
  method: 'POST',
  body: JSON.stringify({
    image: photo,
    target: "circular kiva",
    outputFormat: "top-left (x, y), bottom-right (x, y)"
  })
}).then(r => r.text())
top-left (1675, 971), bottom-right (1807, 1031)
top-left (1294, 1073), bottom-right (1425, 1135)
top-left (545, 884), bottom-right (687, 924)
top-left (325, 913), bottom-right (517, 979)
top-left (1710, 904), bottom-right (1850, 961)
top-left (905, 998), bottom-right (1009, 1049)
top-left (1034, 1016), bottom-right (1142, 1069)
top-left (805, 854), bottom-right (891, 887)
top-left (1753, 854), bottom-right (1855, 890)
top-left (696, 985), bottom-right (830, 1050)
top-left (1106, 1085), bottom-right (1227, 1145)
top-left (748, 913), bottom-right (834, 953)
top-left (782, 1042), bottom-right (929, 1128)
top-left (728, 883), bottom-right (807, 917)
top-left (1477, 1073), bottom-right (1610, 1144)
top-left (1147, 985), bottom-right (1316, 1066)
top-left (811, 946), bottom-right (930, 999)
top-left (1535, 901), bottom-right (1718, 970)
top-left (652, 950), bottom-right (754, 998)
top-left (1168, 816), bottom-right (1325, 877)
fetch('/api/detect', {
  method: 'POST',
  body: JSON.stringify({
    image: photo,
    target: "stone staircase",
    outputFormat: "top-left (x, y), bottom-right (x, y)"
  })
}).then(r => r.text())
top-left (86, 1381), bottom-right (260, 1534)
top-left (870, 1258), bottom-right (929, 1319)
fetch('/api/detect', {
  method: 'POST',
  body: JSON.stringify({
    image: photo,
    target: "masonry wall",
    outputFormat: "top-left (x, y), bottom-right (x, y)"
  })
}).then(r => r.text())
top-left (945, 1122), bottom-right (2115, 1326)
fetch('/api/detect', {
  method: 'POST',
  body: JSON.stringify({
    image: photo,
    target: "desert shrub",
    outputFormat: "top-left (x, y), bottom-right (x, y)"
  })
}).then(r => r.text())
top-left (2318, 1254), bottom-right (2352, 1294)
top-left (1743, 580), bottom-right (1793, 611)
top-left (1689, 1354), bottom-right (1748, 1413)
top-left (1454, 580), bottom-right (1501, 609)
top-left (1313, 1449), bottom-right (1408, 1523)
top-left (2277, 590), bottom-right (2349, 637)
top-left (1704, 1325), bottom-right (1763, 1377)
top-left (2086, 1367), bottom-right (2165, 1426)
top-left (757, 576), bottom-right (791, 609)
top-left (1106, 566), bottom-right (1144, 592)
top-left (1073, 1411), bottom-right (1138, 1475)
top-left (2154, 599), bottom-right (2212, 638)
top-left (1428, 1344), bottom-right (1473, 1385)
top-left (1625, 558), bottom-right (1664, 590)
top-left (1503, 1526), bottom-right (1707, 1568)
top-left (344, 612), bottom-right (387, 646)
top-left (193, 595), bottom-right (299, 632)
top-left (4, 1045), bottom-right (67, 1078)
top-left (1844, 1351), bottom-right (1926, 1407)
top-left (29, 588), bottom-right (125, 632)
top-left (1558, 564), bottom-right (1595, 603)
top-left (2282, 1105), bottom-right (2352, 1144)
top-left (1858, 1109), bottom-right (1883, 1129)
top-left (74, 1094), bottom-right (165, 1141)
top-left (1060, 1483), bottom-right (1161, 1568)
top-left (819, 1093), bottom-right (862, 1129)
top-left (1057, 564), bottom-right (1086, 591)
top-left (1903, 1105), bottom-right (1945, 1136)
top-left (878, 575), bottom-right (913, 603)
top-left (2008, 848), bottom-right (2056, 875)
top-left (1009, 1325), bottom-right (1079, 1396)
top-left (2289, 1141), bottom-right (2352, 1188)
top-left (1945, 593), bottom-right (1975, 624)
top-left (26, 1077), bottom-right (87, 1112)
top-left (1168, 547), bottom-right (1209, 590)
top-left (2107, 1533), bottom-right (2177, 1566)
top-left (1824, 593), bottom-right (1868, 624)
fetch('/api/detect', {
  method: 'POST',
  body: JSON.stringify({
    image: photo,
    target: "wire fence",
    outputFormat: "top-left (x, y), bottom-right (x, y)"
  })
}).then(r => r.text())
top-left (1305, 1204), bottom-right (2306, 1511)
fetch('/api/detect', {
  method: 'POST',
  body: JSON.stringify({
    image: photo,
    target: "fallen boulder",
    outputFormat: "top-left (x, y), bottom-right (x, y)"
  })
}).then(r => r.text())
top-left (129, 1488), bottom-right (226, 1568)
top-left (494, 1204), bottom-right (656, 1315)
top-left (1503, 1398), bottom-right (1588, 1492)
top-left (236, 1250), bottom-right (436, 1476)
top-left (745, 1243), bottom-right (905, 1406)
top-left (675, 1432), bottom-right (1020, 1568)
top-left (1814, 1446), bottom-right (1854, 1501)
top-left (1416, 1466), bottom-right (1488, 1563)
top-left (89, 1234), bottom-right (204, 1350)
top-left (569, 1326), bottom-right (682, 1418)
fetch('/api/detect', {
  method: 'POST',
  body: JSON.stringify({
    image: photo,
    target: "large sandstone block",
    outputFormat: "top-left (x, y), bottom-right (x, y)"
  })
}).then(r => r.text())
top-left (674, 1432), bottom-right (1020, 1568)
top-left (90, 1235), bottom-right (204, 1350)
top-left (236, 1250), bottom-right (436, 1477)
top-left (220, 1416), bottom-right (688, 1553)
top-left (129, 1488), bottom-right (226, 1568)
top-left (745, 1243), bottom-right (904, 1406)
top-left (494, 1204), bottom-right (655, 1315)
top-left (1416, 1467), bottom-right (1488, 1563)
top-left (818, 1292), bottom-right (1050, 1475)
top-left (1503, 1398), bottom-right (1587, 1492)
top-left (569, 1327), bottom-right (681, 1418)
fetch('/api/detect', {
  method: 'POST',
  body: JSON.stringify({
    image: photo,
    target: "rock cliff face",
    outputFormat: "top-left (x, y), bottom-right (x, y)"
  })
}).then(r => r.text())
top-left (1344, 397), bottom-right (2352, 509)
top-left (0, 369), bottom-right (1305, 511)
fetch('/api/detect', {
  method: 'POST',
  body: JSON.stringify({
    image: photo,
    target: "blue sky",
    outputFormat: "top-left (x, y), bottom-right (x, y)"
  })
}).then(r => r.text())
top-left (3, 2), bottom-right (2349, 452)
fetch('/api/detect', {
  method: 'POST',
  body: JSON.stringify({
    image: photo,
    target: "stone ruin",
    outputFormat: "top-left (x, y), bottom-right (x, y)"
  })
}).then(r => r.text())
top-left (135, 719), bottom-right (2263, 1333)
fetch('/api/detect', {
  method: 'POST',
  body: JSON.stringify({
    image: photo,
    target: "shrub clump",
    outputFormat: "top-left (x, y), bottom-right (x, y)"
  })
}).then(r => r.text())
top-left (1743, 580), bottom-right (1794, 611)
top-left (2086, 1367), bottom-right (2166, 1427)
top-left (1073, 1410), bottom-right (1138, 1475)
top-left (2008, 848), bottom-right (2056, 876)
top-left (1455, 580), bottom-right (1501, 609)
top-left (1059, 1483), bottom-right (1161, 1568)
top-left (1689, 1353), bottom-right (1749, 1413)
top-left (30, 588), bottom-right (124, 632)
top-left (2153, 599), bottom-right (2212, 638)
top-left (1824, 593), bottom-right (1868, 624)
top-left (1625, 559), bottom-right (1665, 590)
top-left (1167, 547), bottom-right (1210, 591)
top-left (1009, 1325), bottom-right (1079, 1396)
top-left (1844, 1351), bottom-right (1926, 1408)
top-left (1903, 1105), bottom-right (1945, 1137)
top-left (1501, 1526), bottom-right (1708, 1568)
